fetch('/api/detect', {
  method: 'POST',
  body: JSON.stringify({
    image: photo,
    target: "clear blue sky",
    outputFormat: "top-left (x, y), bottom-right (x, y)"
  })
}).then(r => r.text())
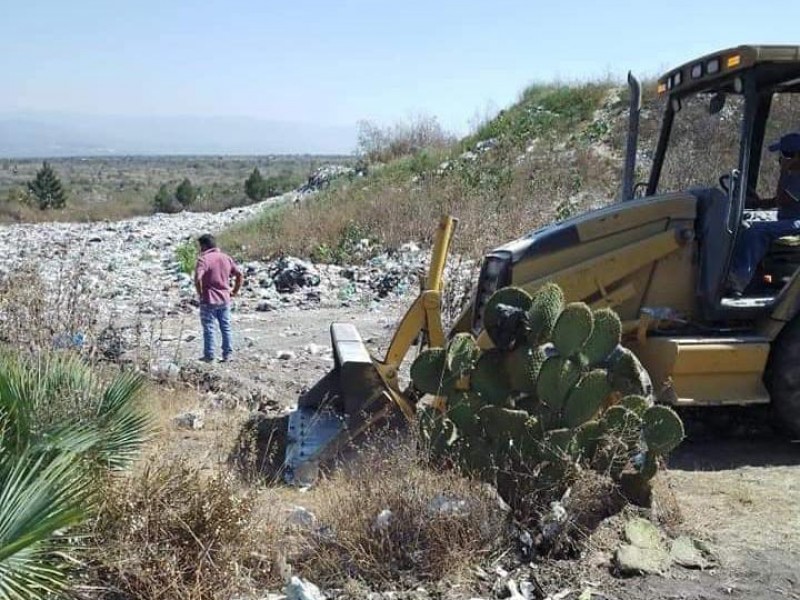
top-left (1, 0), bottom-right (797, 140)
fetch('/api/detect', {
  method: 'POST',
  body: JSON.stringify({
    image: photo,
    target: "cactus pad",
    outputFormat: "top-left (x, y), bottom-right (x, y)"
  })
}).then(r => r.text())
top-left (471, 349), bottom-right (513, 406)
top-left (506, 343), bottom-right (548, 393)
top-left (446, 332), bottom-right (480, 376)
top-left (642, 406), bottom-right (684, 455)
top-left (526, 282), bottom-right (565, 344)
top-left (552, 302), bottom-right (594, 357)
top-left (620, 394), bottom-right (650, 416)
top-left (609, 347), bottom-right (652, 396)
top-left (410, 348), bottom-right (453, 395)
top-left (583, 307), bottom-right (622, 366)
top-left (563, 369), bottom-right (611, 428)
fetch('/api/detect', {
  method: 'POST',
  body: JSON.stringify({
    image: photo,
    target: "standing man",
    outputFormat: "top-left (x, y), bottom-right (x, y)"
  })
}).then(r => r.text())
top-left (194, 234), bottom-right (243, 362)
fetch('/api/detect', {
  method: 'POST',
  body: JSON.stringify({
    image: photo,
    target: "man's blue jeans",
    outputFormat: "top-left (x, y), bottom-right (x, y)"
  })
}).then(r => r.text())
top-left (729, 218), bottom-right (800, 292)
top-left (200, 303), bottom-right (232, 360)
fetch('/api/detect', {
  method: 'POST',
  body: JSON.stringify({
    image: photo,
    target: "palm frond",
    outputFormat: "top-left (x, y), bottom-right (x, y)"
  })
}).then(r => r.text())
top-left (93, 370), bottom-right (152, 469)
top-left (0, 449), bottom-right (90, 600)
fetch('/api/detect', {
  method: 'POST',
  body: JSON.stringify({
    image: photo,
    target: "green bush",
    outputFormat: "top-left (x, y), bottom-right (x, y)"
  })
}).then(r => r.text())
top-left (175, 241), bottom-right (198, 275)
top-left (175, 178), bottom-right (197, 206)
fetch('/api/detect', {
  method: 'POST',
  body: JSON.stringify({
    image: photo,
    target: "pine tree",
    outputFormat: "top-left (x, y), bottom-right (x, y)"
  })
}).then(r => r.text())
top-left (27, 162), bottom-right (67, 210)
top-left (175, 178), bottom-right (197, 207)
top-left (244, 167), bottom-right (268, 201)
top-left (153, 184), bottom-right (174, 213)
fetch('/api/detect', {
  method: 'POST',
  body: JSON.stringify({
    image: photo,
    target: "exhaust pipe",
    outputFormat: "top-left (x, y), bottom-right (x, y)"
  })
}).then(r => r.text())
top-left (621, 71), bottom-right (642, 202)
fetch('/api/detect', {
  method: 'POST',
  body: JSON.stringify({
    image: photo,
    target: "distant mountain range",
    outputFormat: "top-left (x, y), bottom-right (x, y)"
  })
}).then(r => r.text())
top-left (0, 112), bottom-right (356, 157)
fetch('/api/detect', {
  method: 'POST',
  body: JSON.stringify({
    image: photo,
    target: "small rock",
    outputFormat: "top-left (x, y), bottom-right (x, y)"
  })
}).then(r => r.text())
top-left (303, 343), bottom-right (327, 356)
top-left (276, 350), bottom-right (296, 360)
top-left (174, 410), bottom-right (205, 430)
top-left (286, 506), bottom-right (317, 528)
top-left (284, 576), bottom-right (326, 600)
top-left (256, 300), bottom-right (277, 312)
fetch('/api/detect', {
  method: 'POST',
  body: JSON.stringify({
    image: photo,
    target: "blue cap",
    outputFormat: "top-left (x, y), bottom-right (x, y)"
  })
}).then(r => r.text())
top-left (768, 132), bottom-right (800, 154)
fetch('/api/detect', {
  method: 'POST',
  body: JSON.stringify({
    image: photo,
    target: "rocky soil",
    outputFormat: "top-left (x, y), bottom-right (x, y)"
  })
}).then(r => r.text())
top-left (1, 185), bottom-right (798, 600)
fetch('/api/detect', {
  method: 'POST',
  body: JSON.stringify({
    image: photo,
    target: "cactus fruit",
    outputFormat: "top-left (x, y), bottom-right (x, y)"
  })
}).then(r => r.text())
top-left (563, 369), bottom-right (612, 428)
top-left (506, 343), bottom-right (549, 393)
top-left (642, 406), bottom-right (684, 455)
top-left (583, 307), bottom-right (622, 366)
top-left (552, 302), bottom-right (594, 357)
top-left (526, 283), bottom-right (565, 344)
top-left (484, 287), bottom-right (533, 349)
top-left (471, 349), bottom-right (513, 406)
top-left (411, 348), bottom-right (454, 395)
top-left (447, 332), bottom-right (480, 376)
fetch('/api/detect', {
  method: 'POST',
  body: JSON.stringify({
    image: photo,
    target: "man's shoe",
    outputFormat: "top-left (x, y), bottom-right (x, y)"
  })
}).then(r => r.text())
top-left (220, 355), bottom-right (233, 363)
top-left (198, 356), bottom-right (214, 363)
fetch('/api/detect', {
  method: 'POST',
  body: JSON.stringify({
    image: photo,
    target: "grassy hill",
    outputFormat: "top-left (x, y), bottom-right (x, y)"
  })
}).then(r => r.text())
top-left (219, 81), bottom-right (657, 262)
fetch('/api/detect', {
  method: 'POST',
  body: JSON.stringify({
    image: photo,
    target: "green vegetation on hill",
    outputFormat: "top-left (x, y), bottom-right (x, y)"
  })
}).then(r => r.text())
top-left (219, 82), bottom-right (625, 262)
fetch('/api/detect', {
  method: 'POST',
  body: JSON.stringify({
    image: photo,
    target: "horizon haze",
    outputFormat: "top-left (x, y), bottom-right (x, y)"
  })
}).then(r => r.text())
top-left (2, 0), bottom-right (798, 157)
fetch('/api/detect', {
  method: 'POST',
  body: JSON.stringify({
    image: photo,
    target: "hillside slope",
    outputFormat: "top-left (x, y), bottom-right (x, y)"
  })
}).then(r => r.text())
top-left (219, 81), bottom-right (652, 261)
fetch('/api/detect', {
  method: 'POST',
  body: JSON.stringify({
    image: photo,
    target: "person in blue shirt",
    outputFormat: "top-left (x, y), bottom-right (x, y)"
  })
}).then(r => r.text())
top-left (727, 132), bottom-right (800, 296)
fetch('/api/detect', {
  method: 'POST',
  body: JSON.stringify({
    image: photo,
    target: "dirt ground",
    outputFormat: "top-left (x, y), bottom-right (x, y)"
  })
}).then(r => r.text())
top-left (151, 298), bottom-right (800, 600)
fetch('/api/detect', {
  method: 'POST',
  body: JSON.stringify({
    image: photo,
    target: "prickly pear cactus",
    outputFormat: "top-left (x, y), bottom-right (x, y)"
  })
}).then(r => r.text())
top-left (411, 282), bottom-right (683, 507)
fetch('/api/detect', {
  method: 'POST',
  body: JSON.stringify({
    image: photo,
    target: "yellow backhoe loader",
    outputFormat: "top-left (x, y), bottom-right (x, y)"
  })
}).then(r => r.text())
top-left (244, 45), bottom-right (800, 483)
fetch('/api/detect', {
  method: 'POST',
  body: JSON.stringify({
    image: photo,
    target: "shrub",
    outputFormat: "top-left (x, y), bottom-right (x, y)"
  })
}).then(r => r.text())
top-left (0, 262), bottom-right (96, 355)
top-left (175, 178), bottom-right (198, 207)
top-left (244, 167), bottom-right (268, 201)
top-left (27, 161), bottom-right (68, 210)
top-left (175, 241), bottom-right (198, 275)
top-left (357, 115), bottom-right (454, 163)
top-left (153, 183), bottom-right (177, 213)
top-left (411, 284), bottom-right (684, 516)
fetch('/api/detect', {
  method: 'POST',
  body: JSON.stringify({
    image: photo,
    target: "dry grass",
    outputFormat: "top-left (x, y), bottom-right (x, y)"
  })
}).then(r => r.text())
top-left (88, 458), bottom-right (281, 600)
top-left (285, 440), bottom-right (508, 589)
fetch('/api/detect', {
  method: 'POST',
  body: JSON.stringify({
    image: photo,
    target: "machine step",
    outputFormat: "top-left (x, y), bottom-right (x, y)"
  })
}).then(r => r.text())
top-left (629, 335), bottom-right (771, 406)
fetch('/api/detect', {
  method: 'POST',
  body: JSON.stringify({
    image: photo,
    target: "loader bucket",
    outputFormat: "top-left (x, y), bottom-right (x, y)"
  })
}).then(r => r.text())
top-left (283, 323), bottom-right (406, 485)
top-left (230, 216), bottom-right (457, 485)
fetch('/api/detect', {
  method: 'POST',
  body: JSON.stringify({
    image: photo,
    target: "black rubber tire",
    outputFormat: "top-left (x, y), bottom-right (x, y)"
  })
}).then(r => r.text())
top-left (764, 315), bottom-right (800, 438)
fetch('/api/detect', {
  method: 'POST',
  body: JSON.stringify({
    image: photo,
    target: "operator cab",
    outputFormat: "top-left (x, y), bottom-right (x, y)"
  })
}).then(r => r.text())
top-left (646, 46), bottom-right (800, 320)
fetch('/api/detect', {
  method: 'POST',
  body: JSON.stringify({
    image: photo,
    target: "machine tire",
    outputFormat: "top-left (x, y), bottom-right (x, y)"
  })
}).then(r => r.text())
top-left (764, 315), bottom-right (800, 438)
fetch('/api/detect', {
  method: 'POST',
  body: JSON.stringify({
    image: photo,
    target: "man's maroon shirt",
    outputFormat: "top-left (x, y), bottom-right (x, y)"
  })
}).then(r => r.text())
top-left (194, 247), bottom-right (242, 305)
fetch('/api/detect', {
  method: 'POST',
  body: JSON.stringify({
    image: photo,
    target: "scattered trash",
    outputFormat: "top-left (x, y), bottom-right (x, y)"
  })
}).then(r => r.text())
top-left (374, 508), bottom-right (393, 531)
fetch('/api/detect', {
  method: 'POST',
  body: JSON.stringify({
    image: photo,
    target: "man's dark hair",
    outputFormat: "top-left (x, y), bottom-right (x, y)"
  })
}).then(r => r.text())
top-left (198, 234), bottom-right (216, 251)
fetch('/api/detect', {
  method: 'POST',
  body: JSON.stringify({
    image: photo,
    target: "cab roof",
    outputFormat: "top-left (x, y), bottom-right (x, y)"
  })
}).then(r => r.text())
top-left (658, 45), bottom-right (800, 97)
